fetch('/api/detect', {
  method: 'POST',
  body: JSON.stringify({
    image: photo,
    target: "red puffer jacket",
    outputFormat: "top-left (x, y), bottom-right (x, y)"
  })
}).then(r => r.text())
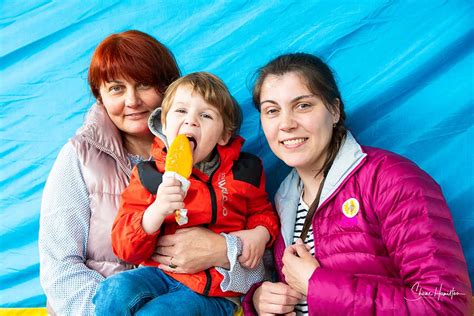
top-left (112, 136), bottom-right (279, 297)
top-left (243, 132), bottom-right (471, 315)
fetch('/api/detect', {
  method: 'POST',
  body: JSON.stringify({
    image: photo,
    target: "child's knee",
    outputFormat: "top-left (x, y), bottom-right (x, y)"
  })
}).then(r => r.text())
top-left (94, 273), bottom-right (132, 305)
top-left (94, 272), bottom-right (155, 314)
top-left (99, 274), bottom-right (121, 293)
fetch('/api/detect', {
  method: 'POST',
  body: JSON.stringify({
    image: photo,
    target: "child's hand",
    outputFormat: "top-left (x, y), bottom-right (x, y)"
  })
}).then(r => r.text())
top-left (231, 226), bottom-right (270, 269)
top-left (153, 176), bottom-right (185, 217)
top-left (142, 176), bottom-right (185, 234)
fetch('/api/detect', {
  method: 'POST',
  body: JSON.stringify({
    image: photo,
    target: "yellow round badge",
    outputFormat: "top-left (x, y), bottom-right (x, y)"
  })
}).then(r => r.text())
top-left (342, 198), bottom-right (359, 218)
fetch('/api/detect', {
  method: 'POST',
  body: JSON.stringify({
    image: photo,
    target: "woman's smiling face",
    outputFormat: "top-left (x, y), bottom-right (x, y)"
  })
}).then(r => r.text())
top-left (259, 72), bottom-right (339, 176)
top-left (99, 77), bottom-right (162, 137)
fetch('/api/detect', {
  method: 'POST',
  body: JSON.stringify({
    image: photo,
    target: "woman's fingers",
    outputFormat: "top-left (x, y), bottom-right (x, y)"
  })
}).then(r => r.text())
top-left (151, 253), bottom-right (187, 273)
top-left (282, 247), bottom-right (297, 267)
top-left (262, 282), bottom-right (303, 302)
top-left (293, 242), bottom-right (311, 259)
top-left (255, 282), bottom-right (300, 315)
top-left (262, 303), bottom-right (296, 315)
top-left (151, 253), bottom-right (168, 263)
top-left (294, 238), bottom-right (303, 245)
top-left (153, 227), bottom-right (227, 273)
top-left (155, 234), bottom-right (177, 247)
top-left (158, 262), bottom-right (185, 274)
top-left (259, 299), bottom-right (298, 314)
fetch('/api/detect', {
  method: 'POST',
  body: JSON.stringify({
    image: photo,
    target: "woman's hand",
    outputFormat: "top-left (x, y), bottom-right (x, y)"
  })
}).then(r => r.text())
top-left (151, 227), bottom-right (229, 273)
top-left (282, 238), bottom-right (320, 295)
top-left (253, 281), bottom-right (303, 315)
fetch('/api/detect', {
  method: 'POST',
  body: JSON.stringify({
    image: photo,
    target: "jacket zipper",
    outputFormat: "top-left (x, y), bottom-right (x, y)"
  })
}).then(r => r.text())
top-left (207, 168), bottom-right (218, 225)
top-left (203, 269), bottom-right (212, 295)
top-left (201, 169), bottom-right (219, 295)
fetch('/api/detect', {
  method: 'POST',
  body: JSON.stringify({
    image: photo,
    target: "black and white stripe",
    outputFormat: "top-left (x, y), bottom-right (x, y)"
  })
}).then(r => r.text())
top-left (292, 196), bottom-right (315, 316)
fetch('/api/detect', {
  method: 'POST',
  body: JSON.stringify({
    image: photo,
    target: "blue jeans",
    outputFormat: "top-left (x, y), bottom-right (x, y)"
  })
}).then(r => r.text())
top-left (93, 266), bottom-right (236, 315)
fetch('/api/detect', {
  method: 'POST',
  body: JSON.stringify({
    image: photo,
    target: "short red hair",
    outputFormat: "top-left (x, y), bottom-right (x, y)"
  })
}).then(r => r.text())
top-left (88, 30), bottom-right (180, 101)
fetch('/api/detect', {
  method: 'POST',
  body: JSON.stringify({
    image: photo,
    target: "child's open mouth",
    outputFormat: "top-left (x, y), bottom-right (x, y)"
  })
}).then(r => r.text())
top-left (186, 136), bottom-right (197, 151)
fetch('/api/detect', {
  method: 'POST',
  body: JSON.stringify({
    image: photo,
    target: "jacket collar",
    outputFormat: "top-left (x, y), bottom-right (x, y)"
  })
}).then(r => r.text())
top-left (151, 136), bottom-right (245, 180)
top-left (275, 131), bottom-right (367, 245)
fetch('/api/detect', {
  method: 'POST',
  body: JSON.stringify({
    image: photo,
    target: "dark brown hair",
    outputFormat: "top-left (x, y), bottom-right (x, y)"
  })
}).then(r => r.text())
top-left (253, 53), bottom-right (347, 176)
top-left (88, 30), bottom-right (180, 101)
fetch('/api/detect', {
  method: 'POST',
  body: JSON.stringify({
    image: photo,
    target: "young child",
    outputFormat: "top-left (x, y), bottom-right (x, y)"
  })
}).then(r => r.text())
top-left (93, 72), bottom-right (279, 315)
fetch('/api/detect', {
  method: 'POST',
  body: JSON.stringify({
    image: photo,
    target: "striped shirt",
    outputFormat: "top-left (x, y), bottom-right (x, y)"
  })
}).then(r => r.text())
top-left (292, 195), bottom-right (315, 316)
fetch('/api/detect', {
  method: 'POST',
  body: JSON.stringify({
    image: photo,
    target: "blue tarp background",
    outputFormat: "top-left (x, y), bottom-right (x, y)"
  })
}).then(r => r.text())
top-left (1, 0), bottom-right (473, 308)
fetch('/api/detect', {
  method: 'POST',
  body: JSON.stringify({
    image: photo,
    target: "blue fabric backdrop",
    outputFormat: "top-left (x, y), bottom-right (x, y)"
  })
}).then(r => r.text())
top-left (1, 0), bottom-right (472, 307)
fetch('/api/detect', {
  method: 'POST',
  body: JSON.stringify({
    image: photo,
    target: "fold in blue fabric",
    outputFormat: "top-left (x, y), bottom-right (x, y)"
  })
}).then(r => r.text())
top-left (0, 0), bottom-right (472, 307)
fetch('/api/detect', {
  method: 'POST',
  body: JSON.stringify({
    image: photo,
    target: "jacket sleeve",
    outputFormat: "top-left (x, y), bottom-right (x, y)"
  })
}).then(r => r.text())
top-left (241, 282), bottom-right (263, 316)
top-left (39, 143), bottom-right (103, 316)
top-left (245, 164), bottom-right (280, 246)
top-left (111, 166), bottom-right (160, 264)
top-left (307, 155), bottom-right (472, 315)
top-left (242, 234), bottom-right (284, 315)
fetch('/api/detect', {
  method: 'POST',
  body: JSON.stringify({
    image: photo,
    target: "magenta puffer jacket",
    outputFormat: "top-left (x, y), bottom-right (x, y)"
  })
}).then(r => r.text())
top-left (243, 132), bottom-right (471, 315)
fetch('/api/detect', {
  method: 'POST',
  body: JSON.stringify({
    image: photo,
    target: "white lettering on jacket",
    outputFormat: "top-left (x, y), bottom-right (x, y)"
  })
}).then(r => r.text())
top-left (217, 173), bottom-right (228, 216)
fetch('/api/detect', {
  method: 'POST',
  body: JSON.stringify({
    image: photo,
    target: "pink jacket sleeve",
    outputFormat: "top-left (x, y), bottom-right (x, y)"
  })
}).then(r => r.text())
top-left (242, 234), bottom-right (286, 315)
top-left (307, 158), bottom-right (472, 315)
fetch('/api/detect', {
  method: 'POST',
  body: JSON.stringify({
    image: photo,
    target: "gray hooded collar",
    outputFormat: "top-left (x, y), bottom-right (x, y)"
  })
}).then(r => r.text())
top-left (148, 107), bottom-right (168, 148)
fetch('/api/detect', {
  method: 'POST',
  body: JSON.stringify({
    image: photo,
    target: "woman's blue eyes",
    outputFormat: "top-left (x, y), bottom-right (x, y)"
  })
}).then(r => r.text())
top-left (109, 86), bottom-right (123, 93)
top-left (108, 83), bottom-right (151, 93)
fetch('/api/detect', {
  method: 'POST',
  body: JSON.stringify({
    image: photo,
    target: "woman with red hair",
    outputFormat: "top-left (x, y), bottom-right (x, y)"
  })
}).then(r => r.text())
top-left (39, 30), bottom-right (276, 315)
top-left (38, 30), bottom-right (181, 315)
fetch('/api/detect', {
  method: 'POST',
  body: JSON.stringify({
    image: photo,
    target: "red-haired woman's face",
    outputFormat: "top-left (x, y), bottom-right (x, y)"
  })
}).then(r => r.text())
top-left (99, 78), bottom-right (162, 137)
